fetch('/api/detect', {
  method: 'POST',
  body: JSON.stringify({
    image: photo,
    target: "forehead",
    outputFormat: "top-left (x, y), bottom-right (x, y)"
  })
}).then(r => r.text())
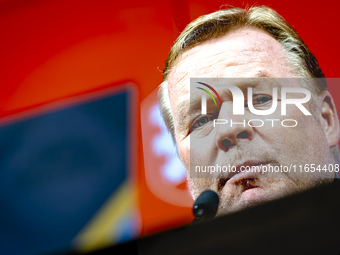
top-left (168, 27), bottom-right (293, 98)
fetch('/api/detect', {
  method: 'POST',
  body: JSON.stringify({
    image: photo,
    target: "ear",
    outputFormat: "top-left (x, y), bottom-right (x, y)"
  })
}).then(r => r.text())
top-left (320, 91), bottom-right (340, 147)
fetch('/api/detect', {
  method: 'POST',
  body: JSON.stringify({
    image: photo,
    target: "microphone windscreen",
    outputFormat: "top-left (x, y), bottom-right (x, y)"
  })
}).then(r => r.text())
top-left (192, 190), bottom-right (219, 223)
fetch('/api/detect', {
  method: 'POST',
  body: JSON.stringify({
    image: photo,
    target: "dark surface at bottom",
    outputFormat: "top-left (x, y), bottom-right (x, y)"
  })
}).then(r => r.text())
top-left (65, 180), bottom-right (340, 255)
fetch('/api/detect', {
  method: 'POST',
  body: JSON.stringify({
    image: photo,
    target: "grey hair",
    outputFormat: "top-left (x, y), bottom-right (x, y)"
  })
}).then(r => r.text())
top-left (159, 6), bottom-right (327, 143)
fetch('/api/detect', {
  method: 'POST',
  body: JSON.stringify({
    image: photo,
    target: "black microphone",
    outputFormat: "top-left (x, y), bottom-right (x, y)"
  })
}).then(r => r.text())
top-left (192, 190), bottom-right (219, 224)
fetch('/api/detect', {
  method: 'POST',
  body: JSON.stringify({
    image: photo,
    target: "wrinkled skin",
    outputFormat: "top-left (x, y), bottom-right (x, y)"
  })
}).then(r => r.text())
top-left (167, 28), bottom-right (340, 215)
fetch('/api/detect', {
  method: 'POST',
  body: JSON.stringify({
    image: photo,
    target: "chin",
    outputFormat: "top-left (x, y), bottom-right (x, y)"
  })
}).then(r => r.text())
top-left (217, 190), bottom-right (270, 216)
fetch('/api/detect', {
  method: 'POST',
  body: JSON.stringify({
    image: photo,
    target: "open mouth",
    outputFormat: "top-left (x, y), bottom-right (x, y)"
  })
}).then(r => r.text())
top-left (218, 178), bottom-right (228, 191)
top-left (238, 178), bottom-right (257, 190)
top-left (218, 176), bottom-right (258, 191)
top-left (217, 161), bottom-right (269, 191)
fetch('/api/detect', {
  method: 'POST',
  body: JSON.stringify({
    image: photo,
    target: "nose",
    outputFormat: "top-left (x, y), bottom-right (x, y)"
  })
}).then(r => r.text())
top-left (215, 104), bottom-right (254, 152)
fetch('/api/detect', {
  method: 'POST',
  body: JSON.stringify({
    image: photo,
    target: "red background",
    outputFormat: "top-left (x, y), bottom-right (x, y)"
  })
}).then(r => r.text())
top-left (0, 0), bottom-right (339, 237)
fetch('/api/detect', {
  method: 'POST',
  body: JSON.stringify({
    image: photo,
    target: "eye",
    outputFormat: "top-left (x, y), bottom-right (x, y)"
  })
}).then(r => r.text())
top-left (254, 95), bottom-right (272, 104)
top-left (245, 94), bottom-right (272, 107)
top-left (191, 115), bottom-right (214, 131)
top-left (196, 116), bottom-right (210, 127)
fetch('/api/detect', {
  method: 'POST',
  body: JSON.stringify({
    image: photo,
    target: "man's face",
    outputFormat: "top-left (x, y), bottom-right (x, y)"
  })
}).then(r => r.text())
top-left (167, 28), bottom-right (337, 215)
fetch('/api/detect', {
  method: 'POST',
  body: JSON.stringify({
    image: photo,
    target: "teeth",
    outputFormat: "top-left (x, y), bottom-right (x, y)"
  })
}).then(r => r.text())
top-left (217, 175), bottom-right (256, 191)
top-left (242, 178), bottom-right (255, 188)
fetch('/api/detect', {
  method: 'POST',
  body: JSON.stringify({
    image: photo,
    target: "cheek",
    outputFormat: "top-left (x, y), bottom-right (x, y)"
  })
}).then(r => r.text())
top-left (187, 178), bottom-right (212, 200)
top-left (274, 111), bottom-right (332, 166)
top-left (179, 136), bottom-right (217, 199)
top-left (191, 135), bottom-right (216, 164)
top-left (191, 126), bottom-right (220, 163)
top-left (177, 138), bottom-right (191, 171)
